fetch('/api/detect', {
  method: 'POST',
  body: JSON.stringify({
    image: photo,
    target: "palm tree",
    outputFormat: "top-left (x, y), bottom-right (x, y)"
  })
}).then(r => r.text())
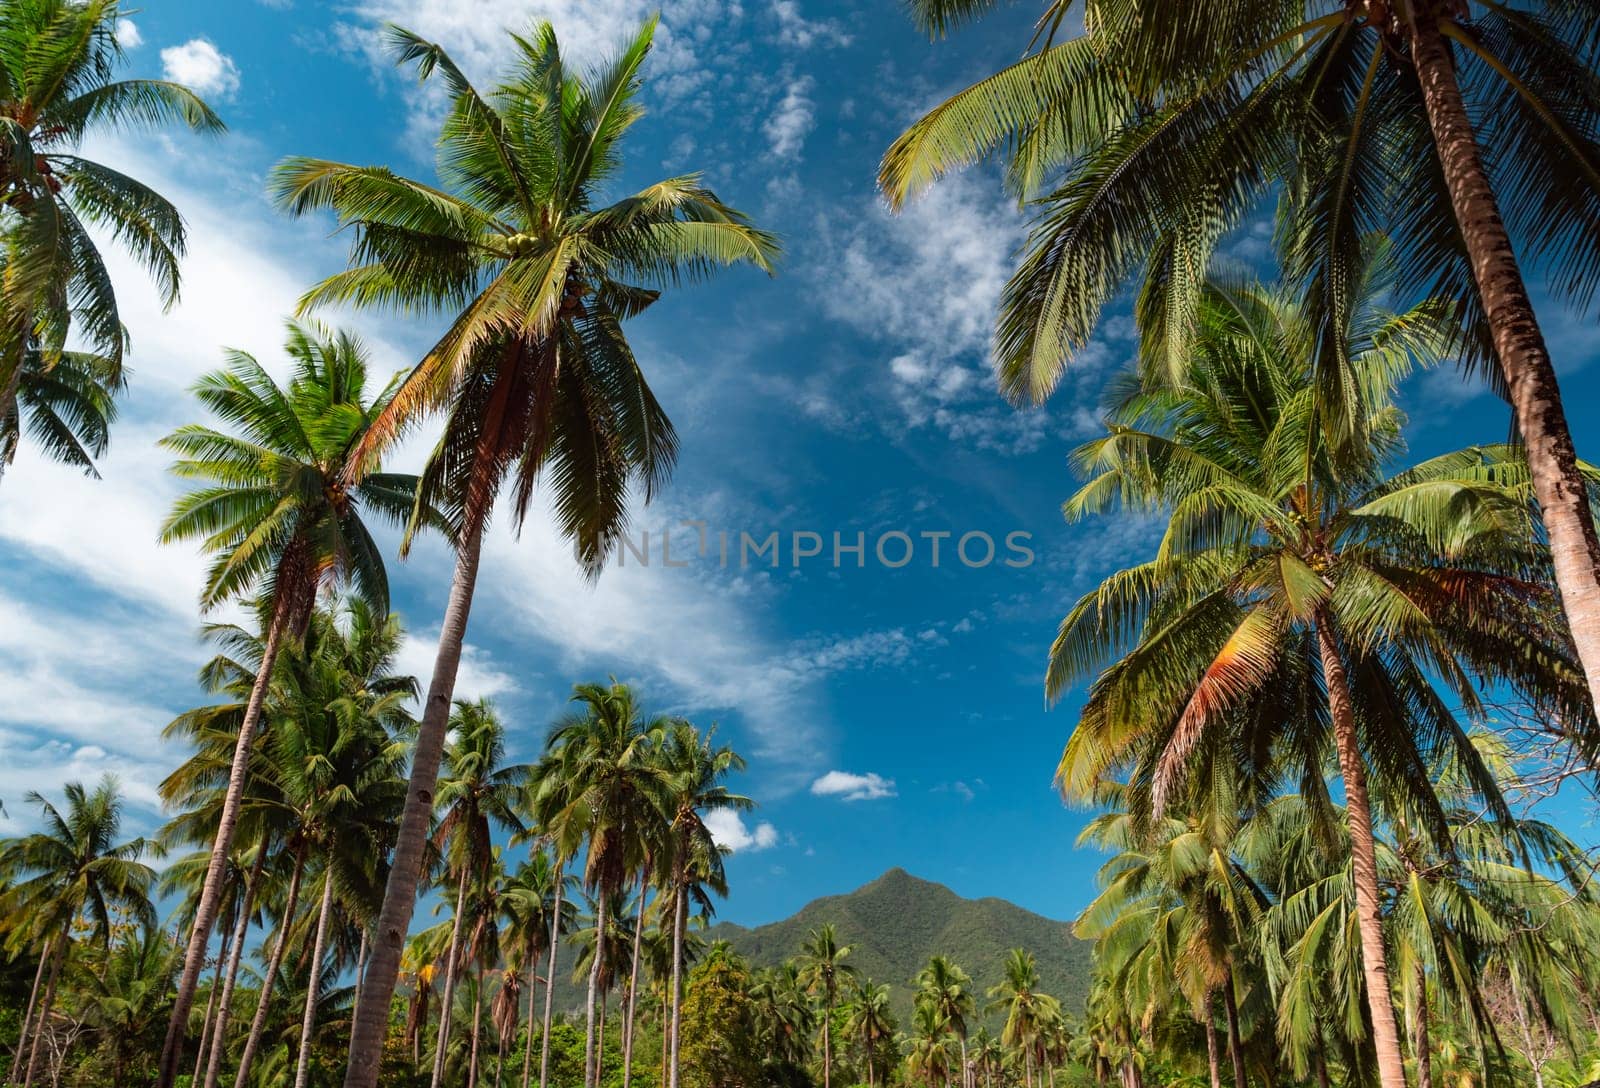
top-left (917, 957), bottom-right (977, 1088)
top-left (906, 1002), bottom-right (961, 1088)
top-left (537, 682), bottom-right (674, 1088)
top-left (1049, 265), bottom-right (1595, 1088)
top-left (429, 701), bottom-right (527, 1088)
top-left (0, 0), bottom-right (222, 465)
top-left (842, 978), bottom-right (894, 1088)
top-left (797, 924), bottom-right (857, 1088)
top-left (269, 24), bottom-right (777, 1083)
top-left (0, 343), bottom-right (118, 476)
top-left (75, 925), bottom-right (180, 1086)
top-left (499, 850), bottom-right (574, 1088)
top-left (660, 722), bottom-right (751, 1088)
top-left (986, 950), bottom-right (1060, 1088)
top-left (0, 776), bottom-right (156, 1088)
top-left (156, 322), bottom-right (423, 1087)
top-left (880, 0), bottom-right (1600, 713)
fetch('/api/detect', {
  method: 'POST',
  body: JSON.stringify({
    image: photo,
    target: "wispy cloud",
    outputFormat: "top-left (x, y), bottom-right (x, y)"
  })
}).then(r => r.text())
top-left (810, 770), bottom-right (897, 801)
top-left (764, 76), bottom-right (817, 162)
top-left (770, 0), bottom-right (851, 49)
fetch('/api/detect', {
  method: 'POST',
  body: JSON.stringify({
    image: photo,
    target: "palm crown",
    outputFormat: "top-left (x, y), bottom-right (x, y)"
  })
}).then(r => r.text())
top-left (271, 19), bottom-right (780, 571)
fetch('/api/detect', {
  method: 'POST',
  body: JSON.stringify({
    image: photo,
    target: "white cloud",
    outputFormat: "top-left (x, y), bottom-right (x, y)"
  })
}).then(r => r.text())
top-left (704, 809), bottom-right (780, 852)
top-left (810, 770), bottom-right (896, 802)
top-left (161, 40), bottom-right (241, 100)
top-left (394, 631), bottom-right (519, 707)
top-left (116, 19), bottom-right (142, 48)
top-left (764, 77), bottom-right (816, 162)
top-left (771, 0), bottom-right (851, 49)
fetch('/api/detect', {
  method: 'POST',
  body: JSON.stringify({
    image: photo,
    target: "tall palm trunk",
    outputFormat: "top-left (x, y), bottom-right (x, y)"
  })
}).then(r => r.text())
top-left (1203, 994), bottom-right (1221, 1088)
top-left (351, 929), bottom-right (369, 1028)
top-left (205, 845), bottom-right (269, 1088)
top-left (1413, 961), bottom-right (1433, 1088)
top-left (160, 582), bottom-right (301, 1088)
top-left (433, 870), bottom-right (471, 1088)
top-left (343, 495), bottom-right (490, 1088)
top-left (585, 890), bottom-right (610, 1088)
top-left (1221, 975), bottom-right (1246, 1088)
top-left (1408, 8), bottom-right (1600, 712)
top-left (192, 919), bottom-right (231, 1084)
top-left (21, 928), bottom-right (67, 1088)
top-left (9, 936), bottom-right (52, 1085)
top-left (234, 843), bottom-right (308, 1088)
top-left (821, 990), bottom-right (833, 1088)
top-left (538, 863), bottom-right (566, 1088)
top-left (294, 873), bottom-right (336, 1088)
top-left (1315, 615), bottom-right (1405, 1088)
top-left (622, 875), bottom-right (650, 1088)
top-left (470, 965), bottom-right (485, 1088)
top-left (520, 938), bottom-right (541, 1088)
top-left (667, 885), bottom-right (686, 1088)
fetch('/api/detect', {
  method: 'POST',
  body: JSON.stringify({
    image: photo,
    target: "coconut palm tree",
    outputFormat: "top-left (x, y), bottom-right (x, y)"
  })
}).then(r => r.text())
top-left (0, 776), bottom-right (156, 1088)
top-left (155, 322), bottom-right (424, 1087)
top-left (75, 925), bottom-right (180, 1086)
top-left (427, 701), bottom-right (527, 1088)
top-left (842, 978), bottom-right (894, 1088)
top-left (499, 851), bottom-right (574, 1088)
top-left (1049, 263), bottom-right (1596, 1088)
top-left (985, 950), bottom-right (1061, 1088)
top-left (0, 0), bottom-right (222, 465)
top-left (0, 342), bottom-right (118, 476)
top-left (659, 722), bottom-right (751, 1088)
top-left (906, 1002), bottom-right (961, 1088)
top-left (797, 924), bottom-right (857, 1088)
top-left (537, 682), bottom-right (674, 1088)
top-left (917, 957), bottom-right (977, 1088)
top-left (269, 24), bottom-right (777, 1084)
top-left (880, 0), bottom-right (1600, 714)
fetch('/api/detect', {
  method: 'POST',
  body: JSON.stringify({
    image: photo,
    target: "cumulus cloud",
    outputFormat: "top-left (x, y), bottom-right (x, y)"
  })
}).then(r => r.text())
top-left (764, 77), bottom-right (816, 162)
top-left (161, 40), bottom-right (241, 99)
top-left (810, 770), bottom-right (896, 802)
top-left (704, 809), bottom-right (780, 852)
top-left (116, 19), bottom-right (142, 48)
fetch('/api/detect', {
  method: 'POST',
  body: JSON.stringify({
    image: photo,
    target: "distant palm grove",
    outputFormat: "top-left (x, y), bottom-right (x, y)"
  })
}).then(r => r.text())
top-left (3, 0), bottom-right (1600, 1087)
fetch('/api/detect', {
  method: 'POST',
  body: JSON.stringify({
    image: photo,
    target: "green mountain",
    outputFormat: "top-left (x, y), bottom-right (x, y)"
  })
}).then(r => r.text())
top-left (706, 868), bottom-right (1093, 1024)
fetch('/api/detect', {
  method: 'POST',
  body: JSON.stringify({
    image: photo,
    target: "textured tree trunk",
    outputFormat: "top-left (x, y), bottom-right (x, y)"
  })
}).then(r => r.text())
top-left (1203, 992), bottom-right (1221, 1088)
top-left (433, 870), bottom-right (471, 1088)
top-left (538, 863), bottom-right (566, 1088)
top-left (192, 918), bottom-right (230, 1084)
top-left (205, 845), bottom-right (268, 1088)
top-left (21, 931), bottom-right (66, 1088)
top-left (351, 929), bottom-right (369, 1029)
top-left (342, 502), bottom-right (488, 1088)
top-left (521, 938), bottom-right (541, 1088)
top-left (160, 587), bottom-right (298, 1088)
top-left (1316, 615), bottom-right (1406, 1088)
top-left (821, 987), bottom-right (833, 1088)
top-left (585, 891), bottom-right (610, 1088)
top-left (622, 877), bottom-right (650, 1088)
top-left (1409, 8), bottom-right (1600, 713)
top-left (470, 966), bottom-right (485, 1088)
top-left (294, 874), bottom-right (336, 1088)
top-left (1413, 961), bottom-right (1433, 1088)
top-left (1222, 975), bottom-right (1246, 1088)
top-left (668, 885), bottom-right (686, 1088)
top-left (9, 936), bottom-right (52, 1085)
top-left (234, 844), bottom-right (307, 1088)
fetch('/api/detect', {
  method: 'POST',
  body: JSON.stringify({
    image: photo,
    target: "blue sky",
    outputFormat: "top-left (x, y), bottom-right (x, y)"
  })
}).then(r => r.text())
top-left (1, 0), bottom-right (1597, 930)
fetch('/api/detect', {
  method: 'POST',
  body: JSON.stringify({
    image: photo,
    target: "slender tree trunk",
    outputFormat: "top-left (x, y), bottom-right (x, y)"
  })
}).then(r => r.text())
top-left (433, 870), bottom-right (471, 1088)
top-left (234, 844), bottom-right (307, 1088)
top-left (1222, 975), bottom-right (1247, 1088)
top-left (1316, 615), bottom-right (1406, 1088)
top-left (597, 995), bottom-right (606, 1087)
top-left (822, 994), bottom-right (832, 1088)
top-left (1314, 1047), bottom-right (1330, 1088)
top-left (470, 966), bottom-right (485, 1088)
top-left (9, 937), bottom-right (52, 1085)
top-left (668, 885), bottom-right (686, 1088)
top-left (1413, 961), bottom-right (1433, 1088)
top-left (539, 863), bottom-right (566, 1088)
top-left (21, 933), bottom-right (66, 1088)
top-left (1407, 8), bottom-right (1600, 712)
top-left (585, 891), bottom-right (610, 1088)
top-left (342, 498), bottom-right (490, 1088)
top-left (622, 877), bottom-right (649, 1088)
top-left (294, 874), bottom-right (336, 1088)
top-left (521, 939), bottom-right (541, 1088)
top-left (351, 929), bottom-right (369, 1029)
top-left (1203, 991), bottom-right (1221, 1088)
top-left (205, 845), bottom-right (268, 1088)
top-left (160, 588), bottom-right (298, 1088)
top-left (192, 919), bottom-right (230, 1084)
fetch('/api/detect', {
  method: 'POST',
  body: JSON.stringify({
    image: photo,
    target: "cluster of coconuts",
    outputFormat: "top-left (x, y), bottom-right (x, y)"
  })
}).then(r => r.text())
top-left (504, 232), bottom-right (536, 257)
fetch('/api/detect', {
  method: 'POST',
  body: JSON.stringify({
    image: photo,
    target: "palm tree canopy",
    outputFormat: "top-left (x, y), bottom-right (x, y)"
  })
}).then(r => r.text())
top-left (270, 18), bottom-right (779, 573)
top-left (159, 321), bottom-right (429, 616)
top-left (0, 342), bottom-right (119, 474)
